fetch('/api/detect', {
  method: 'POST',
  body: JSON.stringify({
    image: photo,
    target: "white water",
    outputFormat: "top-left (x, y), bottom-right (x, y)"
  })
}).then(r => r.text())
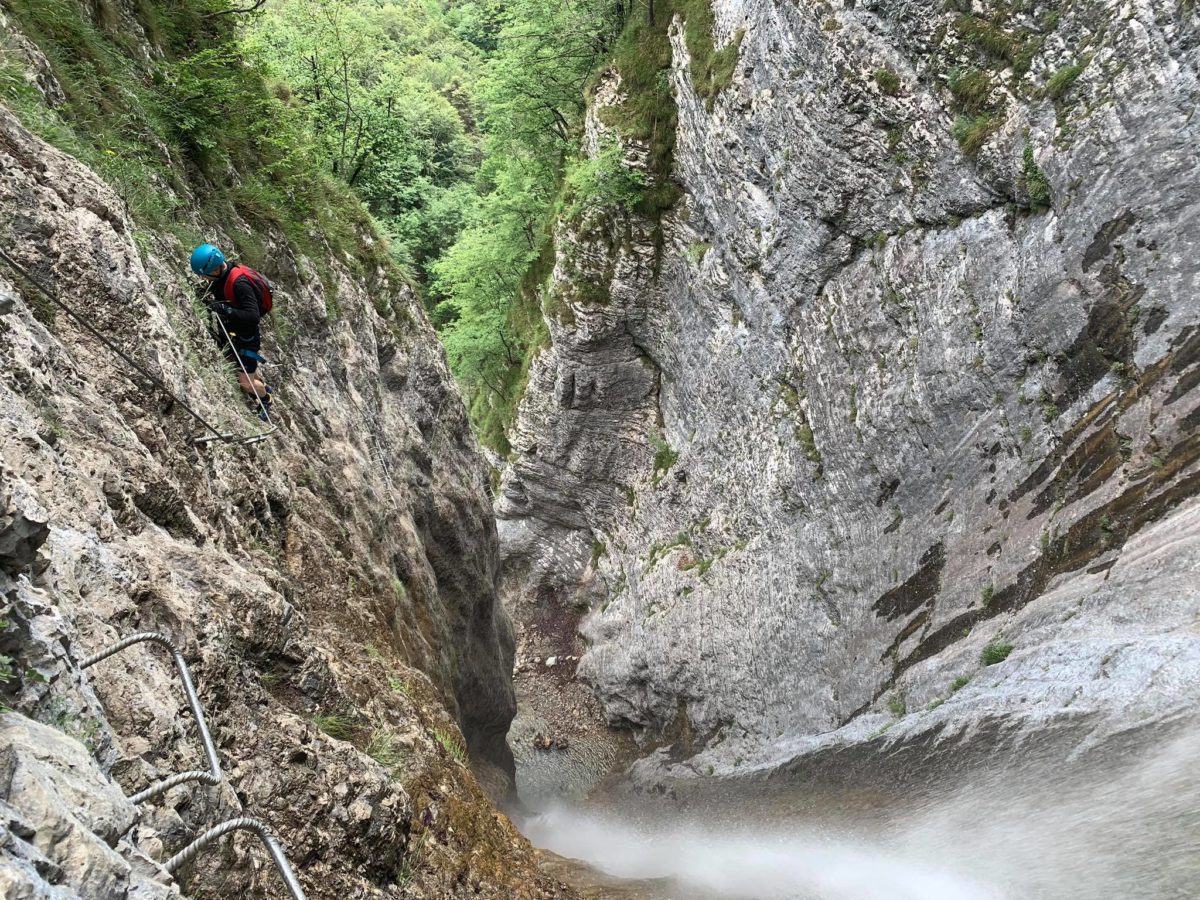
top-left (520, 728), bottom-right (1200, 899)
top-left (523, 806), bottom-right (1003, 899)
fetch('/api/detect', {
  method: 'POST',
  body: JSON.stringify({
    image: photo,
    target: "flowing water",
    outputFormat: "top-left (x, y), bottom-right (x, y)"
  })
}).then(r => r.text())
top-left (518, 726), bottom-right (1200, 899)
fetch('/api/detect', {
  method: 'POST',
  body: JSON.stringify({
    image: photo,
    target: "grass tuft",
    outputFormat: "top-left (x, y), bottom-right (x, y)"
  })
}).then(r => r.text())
top-left (432, 727), bottom-right (468, 764)
top-left (948, 68), bottom-right (993, 113)
top-left (312, 713), bottom-right (357, 741)
top-left (1045, 63), bottom-right (1085, 100)
top-left (366, 729), bottom-right (405, 771)
top-left (649, 430), bottom-right (679, 484)
top-left (1022, 145), bottom-right (1051, 210)
top-left (952, 113), bottom-right (999, 156)
top-left (873, 68), bottom-right (902, 95)
top-left (980, 582), bottom-right (995, 607)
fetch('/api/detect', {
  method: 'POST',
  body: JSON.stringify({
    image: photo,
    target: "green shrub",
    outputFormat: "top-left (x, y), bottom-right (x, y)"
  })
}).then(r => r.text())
top-left (1022, 145), bottom-right (1051, 210)
top-left (563, 140), bottom-right (646, 219)
top-left (950, 674), bottom-right (972, 693)
top-left (887, 693), bottom-right (907, 716)
top-left (981, 640), bottom-right (1014, 665)
top-left (873, 68), bottom-right (902, 95)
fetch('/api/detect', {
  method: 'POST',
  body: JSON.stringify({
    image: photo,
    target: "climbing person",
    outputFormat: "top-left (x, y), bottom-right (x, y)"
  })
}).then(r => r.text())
top-left (189, 244), bottom-right (273, 421)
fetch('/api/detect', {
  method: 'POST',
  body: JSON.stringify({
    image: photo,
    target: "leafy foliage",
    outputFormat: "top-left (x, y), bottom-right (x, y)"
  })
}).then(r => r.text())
top-left (2, 0), bottom-right (740, 453)
top-left (246, 0), bottom-right (481, 276)
top-left (0, 0), bottom-right (390, 303)
top-left (563, 140), bottom-right (646, 219)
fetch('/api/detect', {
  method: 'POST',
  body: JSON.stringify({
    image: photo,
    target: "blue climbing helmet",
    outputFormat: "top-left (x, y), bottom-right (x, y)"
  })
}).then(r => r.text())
top-left (189, 243), bottom-right (225, 276)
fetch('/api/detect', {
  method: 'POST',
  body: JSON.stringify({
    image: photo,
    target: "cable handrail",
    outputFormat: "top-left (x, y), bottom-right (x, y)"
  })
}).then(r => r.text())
top-left (0, 247), bottom-right (273, 445)
top-left (0, 247), bottom-right (230, 443)
top-left (80, 632), bottom-right (222, 802)
top-left (165, 817), bottom-right (307, 900)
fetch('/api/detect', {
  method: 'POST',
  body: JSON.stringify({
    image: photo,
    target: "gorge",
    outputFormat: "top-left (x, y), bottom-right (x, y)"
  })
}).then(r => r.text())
top-left (2, 0), bottom-right (1198, 897)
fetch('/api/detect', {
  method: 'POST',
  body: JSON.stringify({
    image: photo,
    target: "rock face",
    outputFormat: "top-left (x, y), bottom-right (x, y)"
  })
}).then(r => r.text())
top-left (0, 714), bottom-right (178, 900)
top-left (499, 0), bottom-right (1200, 781)
top-left (0, 31), bottom-right (568, 900)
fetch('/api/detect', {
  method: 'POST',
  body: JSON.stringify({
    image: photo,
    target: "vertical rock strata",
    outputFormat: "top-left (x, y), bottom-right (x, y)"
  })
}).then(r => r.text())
top-left (0, 60), bottom-right (568, 900)
top-left (499, 0), bottom-right (1200, 779)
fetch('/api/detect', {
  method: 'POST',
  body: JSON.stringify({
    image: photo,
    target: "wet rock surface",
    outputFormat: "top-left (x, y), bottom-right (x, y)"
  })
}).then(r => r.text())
top-left (499, 0), bottom-right (1200, 786)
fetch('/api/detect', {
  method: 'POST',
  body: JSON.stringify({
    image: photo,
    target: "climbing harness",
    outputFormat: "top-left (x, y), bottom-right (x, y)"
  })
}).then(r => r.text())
top-left (0, 247), bottom-right (272, 446)
top-left (81, 631), bottom-right (307, 900)
top-left (80, 632), bottom-right (221, 802)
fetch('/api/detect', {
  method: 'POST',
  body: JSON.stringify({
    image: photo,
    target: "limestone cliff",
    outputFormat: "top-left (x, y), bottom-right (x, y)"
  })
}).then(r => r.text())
top-left (0, 15), bottom-right (570, 899)
top-left (499, 0), bottom-right (1200, 783)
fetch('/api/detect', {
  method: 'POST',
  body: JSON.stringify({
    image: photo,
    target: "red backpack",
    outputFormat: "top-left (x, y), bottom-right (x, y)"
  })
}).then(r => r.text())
top-left (223, 265), bottom-right (273, 314)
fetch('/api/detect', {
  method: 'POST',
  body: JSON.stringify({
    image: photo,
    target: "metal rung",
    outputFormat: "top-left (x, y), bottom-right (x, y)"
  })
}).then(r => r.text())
top-left (81, 632), bottom-right (221, 802)
top-left (193, 432), bottom-right (241, 445)
top-left (165, 817), bottom-right (307, 900)
top-left (83, 632), bottom-right (307, 897)
top-left (239, 425), bottom-right (278, 445)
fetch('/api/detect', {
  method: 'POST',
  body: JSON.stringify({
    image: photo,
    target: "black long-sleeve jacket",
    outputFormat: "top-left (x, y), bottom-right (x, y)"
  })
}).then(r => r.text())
top-left (208, 266), bottom-right (262, 330)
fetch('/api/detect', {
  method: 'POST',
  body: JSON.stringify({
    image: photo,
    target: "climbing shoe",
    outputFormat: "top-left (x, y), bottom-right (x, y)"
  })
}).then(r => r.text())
top-left (247, 391), bottom-right (272, 422)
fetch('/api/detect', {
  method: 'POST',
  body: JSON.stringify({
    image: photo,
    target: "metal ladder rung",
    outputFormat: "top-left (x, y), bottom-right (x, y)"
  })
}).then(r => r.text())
top-left (82, 632), bottom-right (307, 899)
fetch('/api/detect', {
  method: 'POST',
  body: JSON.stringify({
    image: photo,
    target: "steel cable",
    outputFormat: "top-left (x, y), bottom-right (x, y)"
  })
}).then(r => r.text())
top-left (0, 247), bottom-right (232, 442)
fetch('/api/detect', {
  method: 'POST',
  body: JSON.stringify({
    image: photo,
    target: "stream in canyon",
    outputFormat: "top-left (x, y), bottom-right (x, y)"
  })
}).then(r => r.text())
top-left (516, 724), bottom-right (1200, 899)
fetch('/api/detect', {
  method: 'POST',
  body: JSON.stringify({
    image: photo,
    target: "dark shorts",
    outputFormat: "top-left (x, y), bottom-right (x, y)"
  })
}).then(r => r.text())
top-left (220, 331), bottom-right (263, 374)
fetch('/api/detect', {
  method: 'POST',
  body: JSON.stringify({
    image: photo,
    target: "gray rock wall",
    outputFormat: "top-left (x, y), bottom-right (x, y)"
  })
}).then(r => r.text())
top-left (0, 33), bottom-right (565, 897)
top-left (499, 0), bottom-right (1200, 778)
